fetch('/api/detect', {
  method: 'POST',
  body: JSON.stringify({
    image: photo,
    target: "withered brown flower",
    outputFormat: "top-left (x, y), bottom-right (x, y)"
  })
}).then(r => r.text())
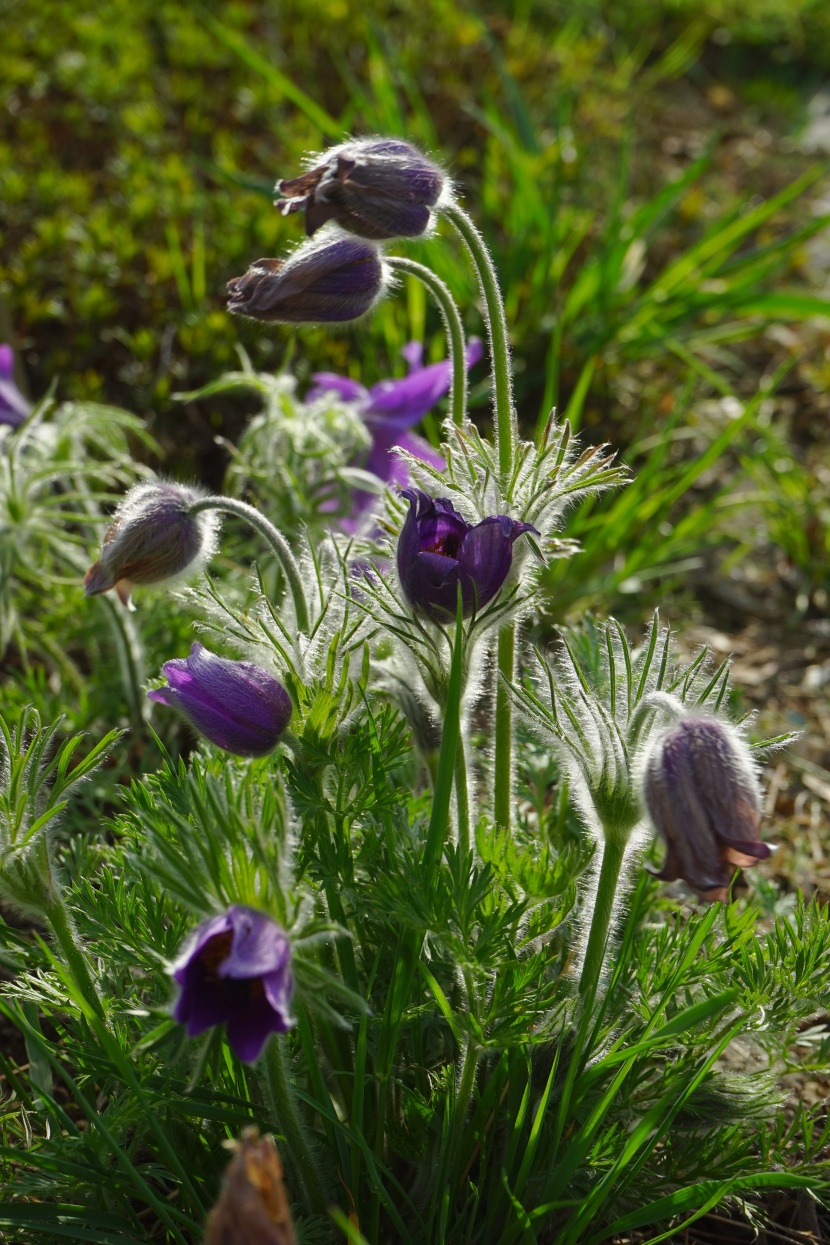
top-left (204, 1128), bottom-right (296, 1245)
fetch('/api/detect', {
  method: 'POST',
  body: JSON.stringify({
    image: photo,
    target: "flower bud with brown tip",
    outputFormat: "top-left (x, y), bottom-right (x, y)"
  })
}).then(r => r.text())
top-left (641, 716), bottom-right (771, 903)
top-left (204, 1128), bottom-right (296, 1245)
top-left (277, 137), bottom-right (447, 241)
top-left (84, 482), bottom-right (218, 609)
top-left (227, 235), bottom-right (386, 324)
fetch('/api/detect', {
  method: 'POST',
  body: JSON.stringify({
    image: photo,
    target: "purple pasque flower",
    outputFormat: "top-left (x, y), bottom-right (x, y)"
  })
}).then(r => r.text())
top-left (397, 488), bottom-right (537, 620)
top-left (0, 345), bottom-right (31, 428)
top-left (172, 906), bottom-right (293, 1063)
top-left (308, 339), bottom-right (483, 524)
top-left (84, 482), bottom-right (217, 609)
top-left (642, 716), bottom-right (771, 903)
top-left (277, 138), bottom-right (447, 241)
top-left (227, 235), bottom-right (386, 324)
top-left (148, 643), bottom-right (292, 757)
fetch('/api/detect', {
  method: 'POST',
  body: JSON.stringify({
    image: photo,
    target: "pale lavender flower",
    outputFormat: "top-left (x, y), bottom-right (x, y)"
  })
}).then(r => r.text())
top-left (308, 339), bottom-right (483, 526)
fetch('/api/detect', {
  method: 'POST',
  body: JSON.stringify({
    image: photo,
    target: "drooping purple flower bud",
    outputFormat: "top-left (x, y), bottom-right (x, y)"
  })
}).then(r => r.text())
top-left (396, 488), bottom-right (537, 620)
top-left (171, 906), bottom-right (293, 1063)
top-left (641, 716), bottom-right (771, 903)
top-left (0, 345), bottom-right (31, 428)
top-left (227, 235), bottom-right (385, 324)
top-left (277, 138), bottom-right (447, 241)
top-left (83, 482), bottom-right (217, 609)
top-left (148, 642), bottom-right (292, 757)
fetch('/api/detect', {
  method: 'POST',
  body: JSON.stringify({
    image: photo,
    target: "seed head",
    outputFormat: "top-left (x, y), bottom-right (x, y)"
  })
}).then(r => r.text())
top-left (205, 1128), bottom-right (296, 1245)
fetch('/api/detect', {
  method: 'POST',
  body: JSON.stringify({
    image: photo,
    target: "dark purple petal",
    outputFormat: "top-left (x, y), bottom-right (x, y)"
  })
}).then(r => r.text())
top-left (416, 505), bottom-right (468, 558)
top-left (396, 490), bottom-right (423, 587)
top-left (263, 966), bottom-right (295, 1017)
top-left (402, 551), bottom-right (468, 618)
top-left (225, 994), bottom-right (290, 1062)
top-left (456, 517), bottom-right (516, 609)
top-left (171, 912), bottom-right (234, 987)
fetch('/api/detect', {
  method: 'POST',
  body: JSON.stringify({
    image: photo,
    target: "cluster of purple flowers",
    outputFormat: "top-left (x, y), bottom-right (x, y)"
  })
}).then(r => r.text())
top-left (74, 134), bottom-right (778, 1073)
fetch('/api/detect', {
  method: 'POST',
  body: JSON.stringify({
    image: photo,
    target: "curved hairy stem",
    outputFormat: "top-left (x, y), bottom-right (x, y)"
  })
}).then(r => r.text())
top-left (46, 893), bottom-right (105, 1022)
top-left (442, 201), bottom-right (519, 828)
top-left (188, 495), bottom-right (310, 634)
top-left (386, 255), bottom-right (469, 425)
top-left (441, 200), bottom-right (516, 477)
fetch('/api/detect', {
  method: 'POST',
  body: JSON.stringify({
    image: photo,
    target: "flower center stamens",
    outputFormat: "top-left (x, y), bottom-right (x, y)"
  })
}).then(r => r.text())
top-left (424, 533), bottom-right (462, 558)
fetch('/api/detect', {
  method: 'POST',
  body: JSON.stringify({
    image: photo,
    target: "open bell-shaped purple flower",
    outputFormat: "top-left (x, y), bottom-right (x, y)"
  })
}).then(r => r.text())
top-left (396, 488), bottom-right (537, 620)
top-left (227, 235), bottom-right (386, 324)
top-left (277, 138), bottom-right (447, 241)
top-left (148, 643), bottom-right (292, 757)
top-left (641, 716), bottom-right (771, 903)
top-left (171, 906), bottom-right (293, 1063)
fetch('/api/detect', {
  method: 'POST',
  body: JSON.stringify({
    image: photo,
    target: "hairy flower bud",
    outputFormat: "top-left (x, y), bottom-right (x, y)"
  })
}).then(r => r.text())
top-left (148, 643), bottom-right (292, 757)
top-left (396, 488), bottom-right (536, 620)
top-left (277, 138), bottom-right (446, 241)
top-left (205, 1128), bottom-right (296, 1245)
top-left (83, 482), bottom-right (217, 609)
top-left (641, 716), bottom-right (771, 902)
top-left (171, 906), bottom-right (293, 1063)
top-left (227, 236), bottom-right (385, 324)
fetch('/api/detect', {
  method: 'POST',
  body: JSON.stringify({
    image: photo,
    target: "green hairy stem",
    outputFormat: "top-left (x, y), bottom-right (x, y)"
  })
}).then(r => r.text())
top-left (578, 834), bottom-right (629, 998)
top-left (443, 201), bottom-right (520, 831)
top-left (263, 1034), bottom-right (328, 1216)
top-left (187, 494), bottom-right (310, 634)
top-left (386, 255), bottom-right (469, 425)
